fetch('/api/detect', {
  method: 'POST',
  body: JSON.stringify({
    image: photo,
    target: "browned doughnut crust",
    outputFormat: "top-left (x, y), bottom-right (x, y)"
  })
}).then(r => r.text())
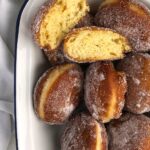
top-left (32, 1), bottom-right (63, 65)
top-left (108, 113), bottom-right (150, 150)
top-left (117, 53), bottom-right (150, 114)
top-left (75, 13), bottom-right (94, 28)
top-left (95, 0), bottom-right (150, 52)
top-left (33, 63), bottom-right (83, 124)
top-left (44, 50), bottom-right (66, 65)
top-left (85, 62), bottom-right (127, 123)
top-left (61, 113), bottom-right (108, 150)
top-left (43, 44), bottom-right (67, 65)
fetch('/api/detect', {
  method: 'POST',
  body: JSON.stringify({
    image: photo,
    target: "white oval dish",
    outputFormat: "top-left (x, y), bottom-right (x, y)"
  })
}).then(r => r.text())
top-left (15, 0), bottom-right (150, 150)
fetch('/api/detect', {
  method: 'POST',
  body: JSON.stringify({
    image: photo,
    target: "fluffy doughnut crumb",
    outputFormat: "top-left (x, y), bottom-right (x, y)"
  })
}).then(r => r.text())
top-left (32, 0), bottom-right (89, 51)
top-left (63, 27), bottom-right (132, 63)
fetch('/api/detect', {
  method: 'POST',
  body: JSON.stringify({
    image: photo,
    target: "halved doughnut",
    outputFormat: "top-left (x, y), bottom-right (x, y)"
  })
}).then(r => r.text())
top-left (32, 0), bottom-right (89, 51)
top-left (63, 27), bottom-right (132, 63)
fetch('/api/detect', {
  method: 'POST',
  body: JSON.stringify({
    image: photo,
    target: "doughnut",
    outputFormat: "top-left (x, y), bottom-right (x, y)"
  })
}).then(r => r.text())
top-left (43, 14), bottom-right (94, 65)
top-left (63, 27), bottom-right (132, 63)
top-left (95, 0), bottom-right (150, 52)
top-left (85, 62), bottom-right (127, 123)
top-left (33, 63), bottom-right (83, 124)
top-left (61, 113), bottom-right (108, 150)
top-left (117, 53), bottom-right (150, 114)
top-left (32, 0), bottom-right (89, 51)
top-left (108, 113), bottom-right (150, 150)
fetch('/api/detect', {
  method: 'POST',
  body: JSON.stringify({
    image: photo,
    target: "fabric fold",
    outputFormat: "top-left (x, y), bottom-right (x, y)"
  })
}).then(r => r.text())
top-left (0, 0), bottom-right (23, 150)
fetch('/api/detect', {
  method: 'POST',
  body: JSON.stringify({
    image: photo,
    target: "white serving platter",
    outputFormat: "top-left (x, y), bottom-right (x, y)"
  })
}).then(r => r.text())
top-left (15, 0), bottom-right (150, 150)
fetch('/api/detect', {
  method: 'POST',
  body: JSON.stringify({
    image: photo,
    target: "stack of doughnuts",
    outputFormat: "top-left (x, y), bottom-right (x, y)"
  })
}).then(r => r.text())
top-left (32, 0), bottom-right (150, 149)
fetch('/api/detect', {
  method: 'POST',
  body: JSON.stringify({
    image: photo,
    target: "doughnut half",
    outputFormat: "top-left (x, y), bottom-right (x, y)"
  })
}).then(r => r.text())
top-left (32, 0), bottom-right (89, 51)
top-left (63, 27), bottom-right (132, 63)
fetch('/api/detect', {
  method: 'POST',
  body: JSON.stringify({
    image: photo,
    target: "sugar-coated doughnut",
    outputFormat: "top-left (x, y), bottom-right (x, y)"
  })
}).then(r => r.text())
top-left (85, 62), bottom-right (127, 123)
top-left (117, 53), bottom-right (150, 114)
top-left (108, 113), bottom-right (150, 150)
top-left (61, 113), bottom-right (108, 150)
top-left (95, 0), bottom-right (150, 52)
top-left (33, 63), bottom-right (83, 124)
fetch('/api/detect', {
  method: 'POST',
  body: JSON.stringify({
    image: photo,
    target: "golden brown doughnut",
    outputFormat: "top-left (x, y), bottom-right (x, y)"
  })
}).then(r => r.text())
top-left (61, 113), bottom-right (108, 150)
top-left (63, 27), bottom-right (132, 63)
top-left (85, 62), bottom-right (127, 123)
top-left (95, 0), bottom-right (150, 52)
top-left (117, 53), bottom-right (150, 114)
top-left (108, 113), bottom-right (150, 150)
top-left (33, 63), bottom-right (83, 124)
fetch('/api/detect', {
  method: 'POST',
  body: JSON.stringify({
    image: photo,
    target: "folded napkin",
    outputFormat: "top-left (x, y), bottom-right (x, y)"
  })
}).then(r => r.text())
top-left (0, 0), bottom-right (23, 150)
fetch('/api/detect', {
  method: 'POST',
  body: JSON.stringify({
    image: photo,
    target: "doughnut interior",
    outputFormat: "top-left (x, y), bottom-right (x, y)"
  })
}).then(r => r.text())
top-left (63, 27), bottom-right (132, 63)
top-left (33, 0), bottom-right (89, 50)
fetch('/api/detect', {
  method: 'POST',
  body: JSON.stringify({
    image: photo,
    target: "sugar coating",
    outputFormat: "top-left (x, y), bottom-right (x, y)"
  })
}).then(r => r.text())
top-left (108, 113), bottom-right (150, 150)
top-left (95, 0), bottom-right (150, 52)
top-left (85, 62), bottom-right (127, 123)
top-left (85, 63), bottom-right (107, 120)
top-left (61, 113), bottom-right (108, 150)
top-left (33, 64), bottom-right (83, 124)
top-left (117, 53), bottom-right (150, 114)
top-left (32, 1), bottom-right (55, 47)
top-left (44, 48), bottom-right (66, 65)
